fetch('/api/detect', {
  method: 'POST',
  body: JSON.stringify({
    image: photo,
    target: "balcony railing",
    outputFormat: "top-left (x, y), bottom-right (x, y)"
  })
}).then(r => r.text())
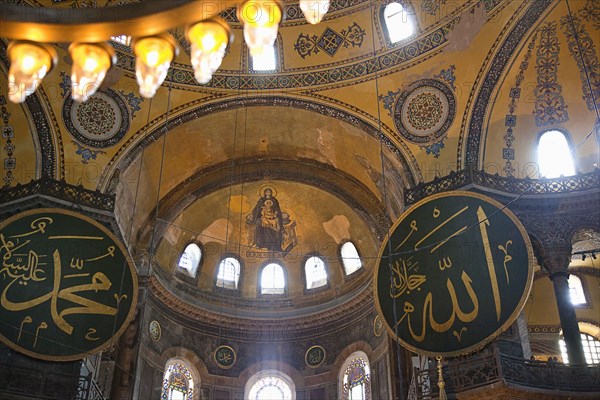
top-left (0, 363), bottom-right (107, 400)
top-left (411, 349), bottom-right (600, 399)
top-left (0, 176), bottom-right (115, 212)
top-left (405, 168), bottom-right (600, 205)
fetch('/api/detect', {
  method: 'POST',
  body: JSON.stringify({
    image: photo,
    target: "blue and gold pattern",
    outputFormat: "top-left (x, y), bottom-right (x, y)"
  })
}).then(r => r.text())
top-left (560, 14), bottom-right (600, 112)
top-left (533, 22), bottom-right (568, 127)
top-left (294, 23), bottom-right (366, 59)
top-left (393, 79), bottom-right (456, 146)
top-left (72, 141), bottom-right (107, 165)
top-left (464, 0), bottom-right (554, 168)
top-left (0, 95), bottom-right (15, 186)
top-left (422, 0), bottom-right (447, 16)
top-left (62, 89), bottom-right (131, 149)
top-left (112, 23), bottom-right (453, 91)
top-left (502, 33), bottom-right (537, 177)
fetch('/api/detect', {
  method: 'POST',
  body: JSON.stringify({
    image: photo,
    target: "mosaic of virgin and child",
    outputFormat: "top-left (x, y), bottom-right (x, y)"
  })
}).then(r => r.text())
top-left (247, 187), bottom-right (296, 253)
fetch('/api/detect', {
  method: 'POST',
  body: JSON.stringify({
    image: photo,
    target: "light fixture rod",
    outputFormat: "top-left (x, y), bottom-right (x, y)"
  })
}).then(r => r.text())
top-left (0, 1), bottom-right (238, 43)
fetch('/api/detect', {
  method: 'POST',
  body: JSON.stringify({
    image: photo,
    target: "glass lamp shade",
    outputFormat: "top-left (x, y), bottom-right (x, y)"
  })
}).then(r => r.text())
top-left (68, 42), bottom-right (116, 102)
top-left (133, 35), bottom-right (178, 98)
top-left (186, 18), bottom-right (231, 84)
top-left (238, 0), bottom-right (282, 57)
top-left (299, 0), bottom-right (330, 25)
top-left (7, 41), bottom-right (57, 104)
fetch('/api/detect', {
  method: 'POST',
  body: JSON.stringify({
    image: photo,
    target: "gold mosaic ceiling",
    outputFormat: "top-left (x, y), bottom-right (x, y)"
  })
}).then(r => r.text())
top-left (1, 0), bottom-right (599, 310)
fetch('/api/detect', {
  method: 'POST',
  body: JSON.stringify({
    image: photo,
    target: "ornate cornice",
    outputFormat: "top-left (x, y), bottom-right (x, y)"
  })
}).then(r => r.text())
top-left (147, 275), bottom-right (375, 341)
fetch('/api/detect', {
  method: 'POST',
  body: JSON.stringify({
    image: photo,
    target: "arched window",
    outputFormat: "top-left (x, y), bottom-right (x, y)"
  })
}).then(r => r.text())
top-left (559, 333), bottom-right (600, 364)
top-left (216, 256), bottom-right (241, 289)
top-left (161, 361), bottom-right (195, 400)
top-left (178, 244), bottom-right (202, 278)
top-left (537, 130), bottom-right (575, 178)
top-left (252, 43), bottom-right (277, 71)
top-left (261, 263), bottom-right (285, 295)
top-left (245, 370), bottom-right (295, 400)
top-left (305, 256), bottom-right (328, 289)
top-left (568, 275), bottom-right (586, 305)
top-left (339, 351), bottom-right (371, 400)
top-left (383, 2), bottom-right (414, 43)
top-left (341, 242), bottom-right (363, 276)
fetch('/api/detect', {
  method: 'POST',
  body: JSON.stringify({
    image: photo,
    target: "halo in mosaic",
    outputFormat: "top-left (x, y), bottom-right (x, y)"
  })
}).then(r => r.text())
top-left (62, 89), bottom-right (130, 148)
top-left (393, 79), bottom-right (456, 144)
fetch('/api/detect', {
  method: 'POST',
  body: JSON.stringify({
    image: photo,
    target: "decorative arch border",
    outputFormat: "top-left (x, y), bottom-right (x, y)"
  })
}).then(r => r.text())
top-left (0, 40), bottom-right (59, 179)
top-left (99, 96), bottom-right (419, 191)
top-left (461, 0), bottom-right (554, 168)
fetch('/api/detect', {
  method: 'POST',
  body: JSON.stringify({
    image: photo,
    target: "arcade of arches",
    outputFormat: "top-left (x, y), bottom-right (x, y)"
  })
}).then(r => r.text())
top-left (0, 1), bottom-right (599, 399)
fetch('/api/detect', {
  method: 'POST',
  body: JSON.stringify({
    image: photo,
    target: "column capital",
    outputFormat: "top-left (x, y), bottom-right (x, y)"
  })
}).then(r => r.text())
top-left (537, 245), bottom-right (572, 276)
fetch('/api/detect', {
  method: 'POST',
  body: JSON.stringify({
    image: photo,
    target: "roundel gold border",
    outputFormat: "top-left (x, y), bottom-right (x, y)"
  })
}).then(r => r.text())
top-left (373, 191), bottom-right (535, 358)
top-left (214, 345), bottom-right (236, 369)
top-left (373, 315), bottom-right (383, 337)
top-left (305, 345), bottom-right (326, 368)
top-left (0, 208), bottom-right (139, 362)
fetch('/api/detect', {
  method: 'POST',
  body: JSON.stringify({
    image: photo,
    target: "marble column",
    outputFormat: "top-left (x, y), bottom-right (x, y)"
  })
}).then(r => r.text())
top-left (541, 246), bottom-right (586, 365)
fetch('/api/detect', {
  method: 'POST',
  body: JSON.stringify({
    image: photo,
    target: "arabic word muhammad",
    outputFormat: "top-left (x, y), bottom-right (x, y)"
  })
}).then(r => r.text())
top-left (0, 209), bottom-right (138, 361)
top-left (215, 345), bottom-right (236, 368)
top-left (375, 191), bottom-right (533, 357)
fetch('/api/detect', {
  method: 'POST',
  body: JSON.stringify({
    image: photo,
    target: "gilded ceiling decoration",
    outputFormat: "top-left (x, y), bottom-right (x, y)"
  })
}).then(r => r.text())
top-left (62, 88), bottom-right (130, 148)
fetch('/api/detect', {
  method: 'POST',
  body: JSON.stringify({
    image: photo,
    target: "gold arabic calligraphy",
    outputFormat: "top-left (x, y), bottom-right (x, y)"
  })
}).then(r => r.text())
top-left (0, 216), bottom-right (126, 351)
top-left (388, 204), bottom-right (514, 343)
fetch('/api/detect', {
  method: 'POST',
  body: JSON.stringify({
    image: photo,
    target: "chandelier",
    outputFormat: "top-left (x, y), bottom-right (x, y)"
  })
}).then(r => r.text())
top-left (0, 0), bottom-right (330, 103)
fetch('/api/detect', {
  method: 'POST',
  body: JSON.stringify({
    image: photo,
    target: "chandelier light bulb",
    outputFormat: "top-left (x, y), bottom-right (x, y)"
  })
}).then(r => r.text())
top-left (133, 35), bottom-right (178, 98)
top-left (238, 0), bottom-right (282, 57)
top-left (186, 18), bottom-right (231, 85)
top-left (7, 41), bottom-right (57, 104)
top-left (299, 0), bottom-right (330, 25)
top-left (69, 42), bottom-right (116, 102)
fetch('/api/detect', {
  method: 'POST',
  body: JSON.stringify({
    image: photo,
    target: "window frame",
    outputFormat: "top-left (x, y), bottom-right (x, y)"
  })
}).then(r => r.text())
top-left (258, 261), bottom-right (287, 297)
top-left (567, 273), bottom-right (589, 307)
top-left (248, 34), bottom-right (282, 73)
top-left (379, 1), bottom-right (417, 47)
top-left (302, 252), bottom-right (330, 293)
top-left (214, 254), bottom-right (243, 292)
top-left (339, 240), bottom-right (365, 280)
top-left (244, 370), bottom-right (296, 400)
top-left (175, 242), bottom-right (203, 282)
top-left (535, 128), bottom-right (576, 179)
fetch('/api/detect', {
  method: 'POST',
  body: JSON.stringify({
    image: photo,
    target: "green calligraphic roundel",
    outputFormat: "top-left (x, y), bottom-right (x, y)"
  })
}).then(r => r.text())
top-left (374, 191), bottom-right (534, 357)
top-left (0, 208), bottom-right (138, 361)
top-left (214, 345), bottom-right (236, 369)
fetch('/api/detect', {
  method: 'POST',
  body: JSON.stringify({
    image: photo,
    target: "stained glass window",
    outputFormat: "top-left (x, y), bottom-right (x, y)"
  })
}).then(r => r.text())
top-left (178, 244), bottom-right (202, 278)
top-left (342, 357), bottom-right (371, 400)
top-left (305, 256), bottom-right (328, 289)
top-left (384, 3), bottom-right (414, 43)
top-left (216, 257), bottom-right (241, 289)
top-left (161, 362), bottom-right (194, 400)
top-left (261, 263), bottom-right (285, 294)
top-left (341, 242), bottom-right (363, 276)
